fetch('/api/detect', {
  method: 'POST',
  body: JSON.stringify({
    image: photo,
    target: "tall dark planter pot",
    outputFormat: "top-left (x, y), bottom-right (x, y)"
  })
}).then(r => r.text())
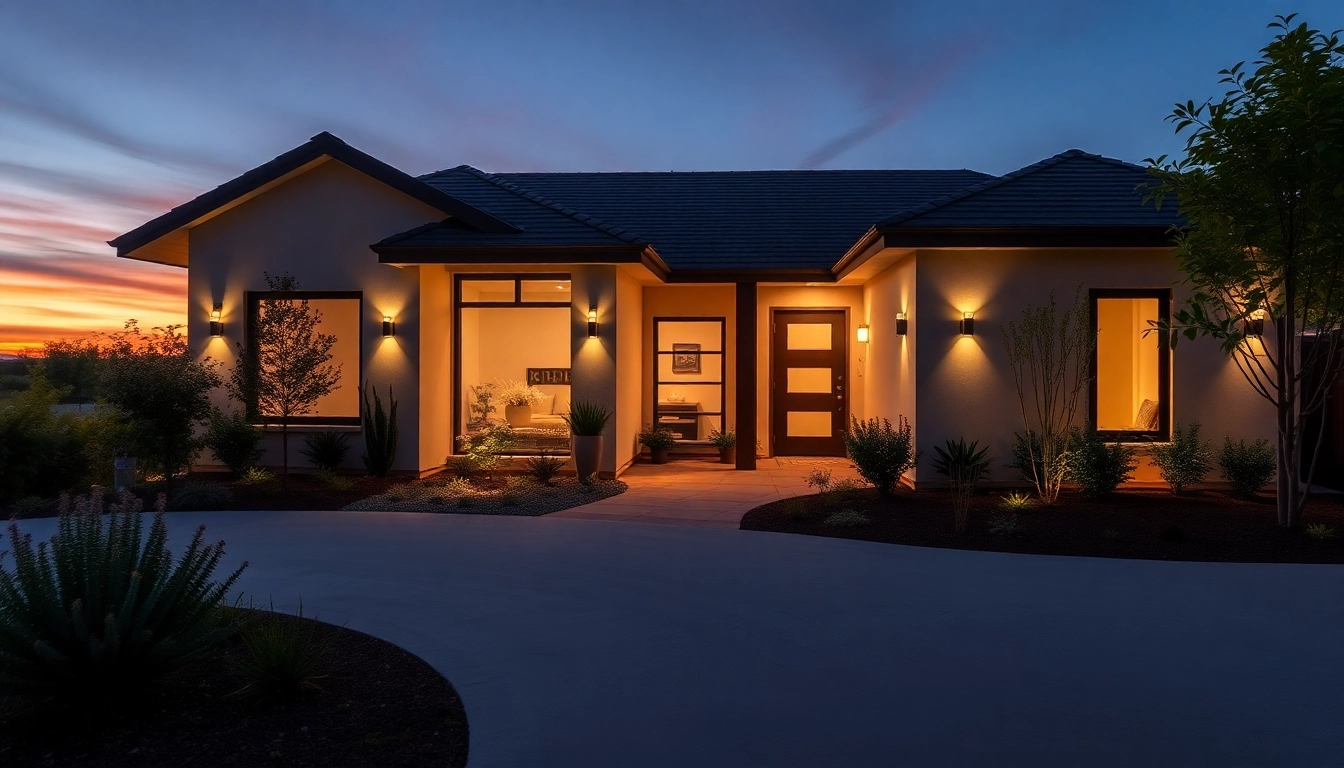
top-left (572, 435), bottom-right (603, 481)
top-left (650, 446), bottom-right (670, 464)
top-left (718, 446), bottom-right (735, 465)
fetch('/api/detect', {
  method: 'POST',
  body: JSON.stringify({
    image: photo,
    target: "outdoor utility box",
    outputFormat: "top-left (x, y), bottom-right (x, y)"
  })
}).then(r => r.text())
top-left (114, 456), bottom-right (136, 492)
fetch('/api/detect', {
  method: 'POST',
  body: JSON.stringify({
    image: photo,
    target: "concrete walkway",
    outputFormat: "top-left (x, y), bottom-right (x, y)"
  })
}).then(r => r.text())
top-left (11, 512), bottom-right (1342, 767)
top-left (549, 457), bottom-right (861, 527)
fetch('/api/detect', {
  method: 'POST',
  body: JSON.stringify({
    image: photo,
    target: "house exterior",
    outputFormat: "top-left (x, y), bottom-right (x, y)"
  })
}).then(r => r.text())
top-left (111, 132), bottom-right (1274, 485)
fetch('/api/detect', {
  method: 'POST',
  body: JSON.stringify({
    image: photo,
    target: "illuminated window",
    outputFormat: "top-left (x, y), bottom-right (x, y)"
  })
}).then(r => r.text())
top-left (1091, 289), bottom-right (1170, 440)
top-left (244, 291), bottom-right (362, 425)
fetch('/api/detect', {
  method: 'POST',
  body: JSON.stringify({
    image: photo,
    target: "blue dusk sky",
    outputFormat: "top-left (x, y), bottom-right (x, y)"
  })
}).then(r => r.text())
top-left (0, 1), bottom-right (1339, 350)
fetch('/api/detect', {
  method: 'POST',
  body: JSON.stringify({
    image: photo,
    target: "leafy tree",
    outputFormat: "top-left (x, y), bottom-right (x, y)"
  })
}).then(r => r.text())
top-left (100, 322), bottom-right (219, 492)
top-left (1146, 15), bottom-right (1344, 527)
top-left (1000, 287), bottom-right (1094, 503)
top-left (226, 273), bottom-right (342, 487)
top-left (40, 337), bottom-right (101, 403)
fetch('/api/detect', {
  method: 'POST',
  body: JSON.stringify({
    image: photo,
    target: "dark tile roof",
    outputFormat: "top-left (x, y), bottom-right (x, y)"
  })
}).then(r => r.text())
top-left (375, 165), bottom-right (642, 249)
top-left (411, 167), bottom-right (993, 270)
top-left (878, 150), bottom-right (1178, 230)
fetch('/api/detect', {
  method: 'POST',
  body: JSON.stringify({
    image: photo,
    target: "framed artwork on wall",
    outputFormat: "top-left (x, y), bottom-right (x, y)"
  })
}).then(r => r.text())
top-left (671, 343), bottom-right (701, 374)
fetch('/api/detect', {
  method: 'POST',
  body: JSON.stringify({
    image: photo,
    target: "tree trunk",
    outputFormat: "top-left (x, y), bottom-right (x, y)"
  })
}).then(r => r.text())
top-left (281, 420), bottom-right (289, 492)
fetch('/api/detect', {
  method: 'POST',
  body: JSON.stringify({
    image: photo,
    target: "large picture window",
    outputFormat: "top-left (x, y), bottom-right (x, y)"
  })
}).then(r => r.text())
top-left (244, 291), bottom-right (362, 425)
top-left (1090, 288), bottom-right (1170, 441)
top-left (455, 274), bottom-right (571, 455)
top-left (653, 317), bottom-right (725, 443)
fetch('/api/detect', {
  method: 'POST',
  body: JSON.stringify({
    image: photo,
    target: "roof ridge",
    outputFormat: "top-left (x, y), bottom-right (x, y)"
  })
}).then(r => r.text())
top-left (877, 149), bottom-right (1145, 228)
top-left (439, 165), bottom-right (646, 244)
top-left (489, 168), bottom-right (992, 177)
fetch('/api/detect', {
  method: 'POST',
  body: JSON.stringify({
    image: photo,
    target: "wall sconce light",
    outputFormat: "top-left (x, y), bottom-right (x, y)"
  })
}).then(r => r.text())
top-left (209, 305), bottom-right (223, 337)
top-left (856, 324), bottom-right (870, 343)
top-left (1244, 309), bottom-right (1265, 337)
top-left (587, 306), bottom-right (599, 338)
top-left (382, 315), bottom-right (395, 337)
top-left (895, 312), bottom-right (908, 336)
top-left (959, 311), bottom-right (975, 336)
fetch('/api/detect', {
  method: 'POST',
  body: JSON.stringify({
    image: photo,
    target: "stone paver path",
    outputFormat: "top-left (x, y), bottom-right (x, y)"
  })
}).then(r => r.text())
top-left (548, 457), bottom-right (861, 527)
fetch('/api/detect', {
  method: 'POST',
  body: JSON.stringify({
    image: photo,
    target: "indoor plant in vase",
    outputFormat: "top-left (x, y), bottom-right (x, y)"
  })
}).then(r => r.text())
top-left (638, 424), bottom-right (677, 464)
top-left (563, 400), bottom-right (611, 483)
top-left (498, 379), bottom-right (545, 428)
top-left (708, 426), bottom-right (736, 464)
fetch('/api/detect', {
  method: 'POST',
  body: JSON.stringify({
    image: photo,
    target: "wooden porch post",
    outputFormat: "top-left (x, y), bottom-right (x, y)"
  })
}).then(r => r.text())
top-left (735, 281), bottom-right (758, 470)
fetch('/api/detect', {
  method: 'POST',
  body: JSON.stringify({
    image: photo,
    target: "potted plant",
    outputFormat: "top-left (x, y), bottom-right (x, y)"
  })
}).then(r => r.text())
top-left (638, 424), bottom-right (678, 464)
top-left (708, 426), bottom-right (736, 464)
top-left (497, 379), bottom-right (545, 428)
top-left (562, 400), bottom-right (611, 482)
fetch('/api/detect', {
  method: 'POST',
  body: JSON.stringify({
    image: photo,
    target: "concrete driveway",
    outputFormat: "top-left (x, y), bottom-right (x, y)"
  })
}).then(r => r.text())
top-left (12, 511), bottom-right (1342, 767)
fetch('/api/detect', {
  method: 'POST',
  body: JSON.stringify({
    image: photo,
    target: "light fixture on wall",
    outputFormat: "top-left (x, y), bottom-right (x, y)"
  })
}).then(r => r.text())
top-left (588, 306), bottom-right (599, 337)
top-left (382, 315), bottom-right (396, 337)
top-left (1244, 309), bottom-right (1265, 337)
top-left (856, 324), bottom-right (870, 343)
top-left (895, 312), bottom-right (908, 336)
top-left (209, 305), bottom-right (223, 337)
top-left (959, 311), bottom-right (975, 336)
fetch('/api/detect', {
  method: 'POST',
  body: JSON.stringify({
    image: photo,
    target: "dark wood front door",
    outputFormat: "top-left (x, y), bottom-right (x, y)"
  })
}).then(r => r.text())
top-left (771, 309), bottom-right (847, 456)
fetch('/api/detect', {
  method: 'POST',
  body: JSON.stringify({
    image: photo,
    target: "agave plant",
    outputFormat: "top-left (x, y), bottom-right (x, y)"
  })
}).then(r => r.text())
top-left (361, 382), bottom-right (399, 477)
top-left (562, 400), bottom-right (612, 436)
top-left (0, 489), bottom-right (246, 712)
top-left (932, 438), bottom-right (992, 533)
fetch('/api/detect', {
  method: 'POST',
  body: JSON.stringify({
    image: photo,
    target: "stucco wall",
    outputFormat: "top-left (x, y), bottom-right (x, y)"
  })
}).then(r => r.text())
top-left (570, 265), bottom-right (620, 474)
top-left (861, 255), bottom-right (917, 444)
top-left (187, 158), bottom-right (441, 473)
top-left (615, 270), bottom-right (644, 471)
top-left (910, 248), bottom-right (1275, 485)
top-left (419, 266), bottom-right (451, 471)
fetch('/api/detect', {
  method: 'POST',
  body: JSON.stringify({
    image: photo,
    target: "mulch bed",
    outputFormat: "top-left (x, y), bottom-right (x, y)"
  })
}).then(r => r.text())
top-left (0, 614), bottom-right (468, 768)
top-left (741, 487), bottom-right (1344, 563)
top-left (342, 475), bottom-right (627, 516)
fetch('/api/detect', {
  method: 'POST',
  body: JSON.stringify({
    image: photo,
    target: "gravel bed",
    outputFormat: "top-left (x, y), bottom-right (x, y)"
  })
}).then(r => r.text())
top-left (342, 476), bottom-right (626, 516)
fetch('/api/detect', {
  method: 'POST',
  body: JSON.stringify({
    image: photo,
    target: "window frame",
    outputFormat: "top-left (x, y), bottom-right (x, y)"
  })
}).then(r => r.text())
top-left (243, 290), bottom-right (364, 426)
top-left (452, 273), bottom-right (572, 450)
top-left (1088, 287), bottom-right (1172, 442)
top-left (652, 317), bottom-right (727, 444)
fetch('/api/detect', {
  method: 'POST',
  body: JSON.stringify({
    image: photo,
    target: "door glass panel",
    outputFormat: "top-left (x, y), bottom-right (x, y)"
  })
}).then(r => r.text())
top-left (787, 323), bottom-right (832, 350)
top-left (520, 280), bottom-right (570, 303)
top-left (787, 411), bottom-right (832, 437)
top-left (787, 367), bottom-right (831, 394)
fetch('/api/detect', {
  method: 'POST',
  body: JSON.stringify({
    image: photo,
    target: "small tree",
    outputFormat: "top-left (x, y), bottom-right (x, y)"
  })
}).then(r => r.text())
top-left (1146, 15), bottom-right (1344, 527)
top-left (226, 274), bottom-right (341, 488)
top-left (1001, 287), bottom-right (1094, 503)
top-left (40, 337), bottom-right (101, 404)
top-left (100, 322), bottom-right (219, 492)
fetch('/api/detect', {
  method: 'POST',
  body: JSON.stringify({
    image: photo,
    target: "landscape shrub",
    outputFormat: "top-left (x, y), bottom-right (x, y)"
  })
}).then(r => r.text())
top-left (1065, 425), bottom-right (1137, 498)
top-left (300, 429), bottom-right (351, 471)
top-left (169, 482), bottom-right (234, 511)
top-left (825, 478), bottom-right (862, 506)
top-left (0, 370), bottom-right (124, 503)
top-left (1218, 438), bottom-right (1276, 497)
top-left (232, 601), bottom-right (330, 702)
top-left (823, 510), bottom-right (869, 527)
top-left (998, 491), bottom-right (1035, 511)
top-left (452, 423), bottom-right (515, 479)
top-left (203, 409), bottom-right (264, 476)
top-left (313, 469), bottom-right (355, 491)
top-left (932, 438), bottom-right (992, 533)
top-left (0, 489), bottom-right (245, 712)
top-left (526, 453), bottom-right (566, 486)
top-left (1305, 523), bottom-right (1337, 541)
top-left (1006, 430), bottom-right (1069, 496)
top-left (804, 468), bottom-right (833, 493)
top-left (842, 416), bottom-right (918, 499)
top-left (237, 467), bottom-right (276, 486)
top-left (361, 383), bottom-right (399, 477)
top-left (1149, 422), bottom-right (1212, 494)
top-left (987, 512), bottom-right (1023, 536)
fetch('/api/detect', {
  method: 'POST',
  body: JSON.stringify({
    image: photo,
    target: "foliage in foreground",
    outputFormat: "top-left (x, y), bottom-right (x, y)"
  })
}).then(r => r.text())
top-left (203, 409), bottom-right (264, 476)
top-left (1149, 423), bottom-right (1212, 494)
top-left (300, 430), bottom-right (351, 471)
top-left (232, 601), bottom-right (331, 702)
top-left (842, 416), bottom-right (918, 499)
top-left (562, 400), bottom-right (612, 437)
top-left (1065, 426), bottom-right (1137, 499)
top-left (361, 383), bottom-right (399, 477)
top-left (0, 490), bottom-right (246, 712)
top-left (1218, 438), bottom-right (1277, 497)
top-left (525, 453), bottom-right (566, 486)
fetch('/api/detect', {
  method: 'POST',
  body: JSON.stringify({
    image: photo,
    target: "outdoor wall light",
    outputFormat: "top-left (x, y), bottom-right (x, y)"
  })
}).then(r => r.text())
top-left (209, 305), bottom-right (223, 337)
top-left (895, 312), bottom-right (908, 336)
top-left (1245, 309), bottom-right (1265, 338)
top-left (382, 315), bottom-right (396, 337)
top-left (856, 324), bottom-right (870, 343)
top-left (588, 306), bottom-right (599, 337)
top-left (959, 311), bottom-right (975, 336)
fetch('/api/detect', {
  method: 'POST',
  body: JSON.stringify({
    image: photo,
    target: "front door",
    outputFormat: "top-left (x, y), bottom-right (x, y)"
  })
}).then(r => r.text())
top-left (771, 309), bottom-right (847, 456)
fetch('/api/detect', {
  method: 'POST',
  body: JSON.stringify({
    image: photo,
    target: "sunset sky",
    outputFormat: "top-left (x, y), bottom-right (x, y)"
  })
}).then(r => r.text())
top-left (1, 1), bottom-right (1339, 354)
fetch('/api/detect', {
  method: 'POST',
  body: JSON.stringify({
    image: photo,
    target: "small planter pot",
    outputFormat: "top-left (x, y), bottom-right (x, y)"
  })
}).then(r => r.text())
top-left (718, 446), bottom-right (736, 464)
top-left (505, 404), bottom-right (533, 428)
top-left (571, 435), bottom-right (603, 480)
top-left (649, 446), bottom-right (671, 464)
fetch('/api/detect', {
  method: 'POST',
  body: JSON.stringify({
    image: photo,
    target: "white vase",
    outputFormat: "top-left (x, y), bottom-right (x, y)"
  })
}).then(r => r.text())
top-left (571, 435), bottom-right (603, 481)
top-left (505, 404), bottom-right (532, 428)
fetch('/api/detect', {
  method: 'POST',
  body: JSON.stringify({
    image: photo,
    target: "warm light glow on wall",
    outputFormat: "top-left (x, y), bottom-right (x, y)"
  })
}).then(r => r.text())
top-left (895, 312), bottom-right (908, 336)
top-left (856, 324), bottom-right (870, 343)
top-left (959, 311), bottom-right (975, 336)
top-left (209, 304), bottom-right (223, 337)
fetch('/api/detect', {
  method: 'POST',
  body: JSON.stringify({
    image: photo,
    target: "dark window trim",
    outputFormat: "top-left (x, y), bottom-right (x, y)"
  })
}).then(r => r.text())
top-left (652, 316), bottom-right (727, 444)
top-left (1089, 288), bottom-right (1171, 442)
top-left (243, 290), bottom-right (363, 426)
top-left (453, 273), bottom-right (573, 452)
